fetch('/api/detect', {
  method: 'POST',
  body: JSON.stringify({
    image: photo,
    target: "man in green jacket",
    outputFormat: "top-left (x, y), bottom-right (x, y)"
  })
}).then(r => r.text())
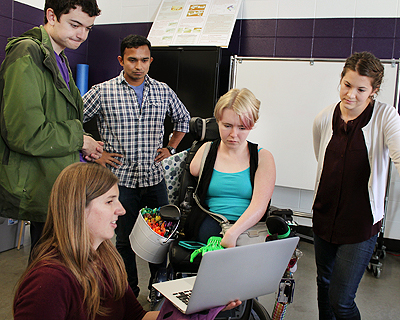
top-left (0, 0), bottom-right (103, 253)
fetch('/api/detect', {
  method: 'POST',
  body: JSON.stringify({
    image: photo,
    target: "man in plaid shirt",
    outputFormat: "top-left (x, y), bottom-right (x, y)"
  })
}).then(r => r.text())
top-left (83, 34), bottom-right (190, 297)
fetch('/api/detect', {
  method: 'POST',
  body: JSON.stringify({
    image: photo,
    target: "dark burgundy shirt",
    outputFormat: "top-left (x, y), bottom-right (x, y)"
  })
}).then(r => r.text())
top-left (313, 102), bottom-right (381, 244)
top-left (14, 261), bottom-right (147, 320)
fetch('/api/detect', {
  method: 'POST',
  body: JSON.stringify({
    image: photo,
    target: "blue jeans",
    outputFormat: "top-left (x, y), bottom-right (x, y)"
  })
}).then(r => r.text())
top-left (116, 180), bottom-right (169, 297)
top-left (314, 233), bottom-right (377, 320)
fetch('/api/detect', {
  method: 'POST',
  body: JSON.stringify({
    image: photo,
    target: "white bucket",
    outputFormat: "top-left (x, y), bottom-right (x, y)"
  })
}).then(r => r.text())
top-left (130, 211), bottom-right (176, 264)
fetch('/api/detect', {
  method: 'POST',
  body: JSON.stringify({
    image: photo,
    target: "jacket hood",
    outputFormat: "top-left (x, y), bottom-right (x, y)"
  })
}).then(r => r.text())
top-left (5, 26), bottom-right (52, 57)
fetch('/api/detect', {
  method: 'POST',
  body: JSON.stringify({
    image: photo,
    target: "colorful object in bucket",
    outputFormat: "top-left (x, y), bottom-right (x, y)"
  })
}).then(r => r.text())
top-left (130, 206), bottom-right (178, 264)
top-left (190, 236), bottom-right (224, 263)
top-left (141, 207), bottom-right (178, 238)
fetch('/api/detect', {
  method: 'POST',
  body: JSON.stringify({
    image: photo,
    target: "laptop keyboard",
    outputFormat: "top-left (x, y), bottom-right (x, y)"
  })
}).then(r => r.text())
top-left (173, 290), bottom-right (192, 305)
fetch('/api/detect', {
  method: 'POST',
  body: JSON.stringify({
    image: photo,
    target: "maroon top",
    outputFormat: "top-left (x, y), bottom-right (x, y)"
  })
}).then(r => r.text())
top-left (14, 261), bottom-right (147, 320)
top-left (313, 102), bottom-right (381, 244)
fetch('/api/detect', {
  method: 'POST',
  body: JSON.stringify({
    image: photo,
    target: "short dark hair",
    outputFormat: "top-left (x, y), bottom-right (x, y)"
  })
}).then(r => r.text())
top-left (341, 51), bottom-right (384, 93)
top-left (120, 34), bottom-right (152, 58)
top-left (44, 0), bottom-right (101, 24)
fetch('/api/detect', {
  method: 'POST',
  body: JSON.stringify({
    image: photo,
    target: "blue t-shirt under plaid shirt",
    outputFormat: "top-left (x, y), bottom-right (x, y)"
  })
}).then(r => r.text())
top-left (83, 71), bottom-right (190, 188)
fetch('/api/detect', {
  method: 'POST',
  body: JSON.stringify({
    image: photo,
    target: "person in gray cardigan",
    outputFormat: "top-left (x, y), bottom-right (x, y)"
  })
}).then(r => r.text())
top-left (312, 51), bottom-right (400, 319)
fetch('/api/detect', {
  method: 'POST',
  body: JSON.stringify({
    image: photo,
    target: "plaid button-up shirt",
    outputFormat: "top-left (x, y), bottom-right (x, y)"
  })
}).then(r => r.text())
top-left (83, 72), bottom-right (190, 188)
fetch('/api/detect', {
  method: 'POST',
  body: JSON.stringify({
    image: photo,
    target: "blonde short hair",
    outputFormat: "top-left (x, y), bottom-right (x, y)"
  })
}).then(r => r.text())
top-left (214, 88), bottom-right (260, 129)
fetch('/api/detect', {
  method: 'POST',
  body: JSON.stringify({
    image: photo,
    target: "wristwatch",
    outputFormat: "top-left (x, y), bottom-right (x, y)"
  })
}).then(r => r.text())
top-left (166, 145), bottom-right (176, 155)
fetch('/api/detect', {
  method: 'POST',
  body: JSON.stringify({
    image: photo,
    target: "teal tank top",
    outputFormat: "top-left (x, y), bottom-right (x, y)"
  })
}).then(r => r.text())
top-left (205, 167), bottom-right (252, 221)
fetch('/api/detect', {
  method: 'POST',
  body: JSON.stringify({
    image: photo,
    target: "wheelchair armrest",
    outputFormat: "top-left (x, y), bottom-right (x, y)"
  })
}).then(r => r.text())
top-left (270, 208), bottom-right (294, 222)
top-left (169, 240), bottom-right (202, 274)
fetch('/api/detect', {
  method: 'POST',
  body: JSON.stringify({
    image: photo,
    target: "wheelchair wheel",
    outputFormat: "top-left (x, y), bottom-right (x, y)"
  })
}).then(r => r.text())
top-left (151, 295), bottom-right (165, 311)
top-left (250, 299), bottom-right (271, 320)
top-left (150, 267), bottom-right (170, 310)
top-left (149, 285), bottom-right (160, 310)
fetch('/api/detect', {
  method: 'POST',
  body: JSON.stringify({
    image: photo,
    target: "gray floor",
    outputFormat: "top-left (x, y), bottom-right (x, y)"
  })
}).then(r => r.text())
top-left (1, 226), bottom-right (400, 319)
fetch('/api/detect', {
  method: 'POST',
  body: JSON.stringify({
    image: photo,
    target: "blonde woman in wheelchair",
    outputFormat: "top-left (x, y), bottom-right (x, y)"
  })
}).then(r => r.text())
top-left (185, 88), bottom-right (276, 248)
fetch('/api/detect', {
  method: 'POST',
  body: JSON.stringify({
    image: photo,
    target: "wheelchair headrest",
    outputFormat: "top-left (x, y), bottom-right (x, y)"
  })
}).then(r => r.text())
top-left (189, 117), bottom-right (219, 142)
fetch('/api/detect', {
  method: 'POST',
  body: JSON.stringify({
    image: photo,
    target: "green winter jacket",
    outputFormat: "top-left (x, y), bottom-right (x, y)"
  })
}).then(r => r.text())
top-left (0, 26), bottom-right (84, 222)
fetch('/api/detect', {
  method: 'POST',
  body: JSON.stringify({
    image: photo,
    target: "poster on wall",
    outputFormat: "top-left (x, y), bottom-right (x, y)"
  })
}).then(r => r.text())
top-left (148, 0), bottom-right (242, 47)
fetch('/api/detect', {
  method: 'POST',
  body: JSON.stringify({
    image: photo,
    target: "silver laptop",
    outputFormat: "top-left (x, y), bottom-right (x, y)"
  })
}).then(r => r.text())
top-left (153, 236), bottom-right (299, 314)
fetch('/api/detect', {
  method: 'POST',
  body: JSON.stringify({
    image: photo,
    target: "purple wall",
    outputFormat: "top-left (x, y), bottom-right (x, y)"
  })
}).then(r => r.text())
top-left (237, 18), bottom-right (400, 59)
top-left (86, 17), bottom-right (400, 86)
top-left (1, 0), bottom-right (400, 86)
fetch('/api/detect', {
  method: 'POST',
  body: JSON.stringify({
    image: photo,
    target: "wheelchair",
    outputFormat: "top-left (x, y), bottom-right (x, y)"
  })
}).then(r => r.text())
top-left (150, 117), bottom-right (300, 320)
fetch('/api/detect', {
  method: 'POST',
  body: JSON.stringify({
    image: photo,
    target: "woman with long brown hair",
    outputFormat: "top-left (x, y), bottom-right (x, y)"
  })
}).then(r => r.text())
top-left (13, 162), bottom-right (157, 319)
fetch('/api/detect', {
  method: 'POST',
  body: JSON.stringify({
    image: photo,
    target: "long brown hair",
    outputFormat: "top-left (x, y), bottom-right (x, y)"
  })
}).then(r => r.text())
top-left (14, 162), bottom-right (127, 319)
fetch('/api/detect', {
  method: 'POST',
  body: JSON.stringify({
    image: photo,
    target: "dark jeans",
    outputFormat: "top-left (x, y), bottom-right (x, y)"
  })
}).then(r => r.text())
top-left (314, 233), bottom-right (377, 320)
top-left (116, 180), bottom-right (169, 297)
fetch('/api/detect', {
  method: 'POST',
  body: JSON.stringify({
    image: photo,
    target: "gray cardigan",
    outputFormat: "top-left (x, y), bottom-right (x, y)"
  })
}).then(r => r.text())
top-left (312, 100), bottom-right (400, 224)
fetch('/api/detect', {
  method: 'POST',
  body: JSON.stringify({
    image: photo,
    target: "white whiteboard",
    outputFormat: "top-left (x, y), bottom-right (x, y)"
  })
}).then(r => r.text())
top-left (231, 57), bottom-right (399, 191)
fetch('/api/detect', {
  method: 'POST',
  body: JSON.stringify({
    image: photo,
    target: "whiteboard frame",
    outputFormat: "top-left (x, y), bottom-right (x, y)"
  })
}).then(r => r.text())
top-left (229, 56), bottom-right (400, 192)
